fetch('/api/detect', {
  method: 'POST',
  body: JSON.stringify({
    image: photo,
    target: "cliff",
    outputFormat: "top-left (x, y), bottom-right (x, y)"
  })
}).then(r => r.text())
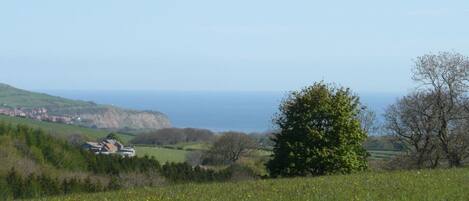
top-left (0, 83), bottom-right (171, 132)
top-left (77, 107), bottom-right (171, 131)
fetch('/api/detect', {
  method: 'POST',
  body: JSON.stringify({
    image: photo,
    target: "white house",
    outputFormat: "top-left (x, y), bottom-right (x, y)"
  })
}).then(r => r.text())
top-left (82, 139), bottom-right (136, 157)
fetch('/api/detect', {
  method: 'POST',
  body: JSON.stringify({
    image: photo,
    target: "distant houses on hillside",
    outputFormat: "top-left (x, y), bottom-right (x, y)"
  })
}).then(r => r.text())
top-left (82, 138), bottom-right (136, 157)
top-left (0, 107), bottom-right (76, 124)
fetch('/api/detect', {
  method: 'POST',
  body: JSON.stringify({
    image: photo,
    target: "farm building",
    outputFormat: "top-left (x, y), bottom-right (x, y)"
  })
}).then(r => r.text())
top-left (82, 139), bottom-right (136, 157)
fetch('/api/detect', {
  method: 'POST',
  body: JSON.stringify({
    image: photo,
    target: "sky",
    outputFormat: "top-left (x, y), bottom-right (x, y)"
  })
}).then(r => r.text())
top-left (1, 0), bottom-right (469, 93)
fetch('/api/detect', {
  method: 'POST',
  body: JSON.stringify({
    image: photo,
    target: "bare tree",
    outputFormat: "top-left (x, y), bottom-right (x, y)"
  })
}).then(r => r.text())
top-left (385, 92), bottom-right (441, 168)
top-left (412, 52), bottom-right (469, 167)
top-left (386, 52), bottom-right (469, 168)
top-left (207, 132), bottom-right (258, 164)
top-left (359, 106), bottom-right (378, 135)
top-left (186, 151), bottom-right (204, 167)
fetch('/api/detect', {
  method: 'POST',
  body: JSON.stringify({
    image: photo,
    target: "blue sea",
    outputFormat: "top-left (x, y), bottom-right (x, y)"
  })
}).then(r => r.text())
top-left (44, 90), bottom-right (401, 133)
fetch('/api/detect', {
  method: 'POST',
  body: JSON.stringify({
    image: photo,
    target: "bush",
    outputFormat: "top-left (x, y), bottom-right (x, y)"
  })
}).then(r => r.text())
top-left (0, 178), bottom-right (12, 200)
top-left (225, 164), bottom-right (259, 181)
top-left (0, 168), bottom-right (120, 200)
top-left (267, 82), bottom-right (369, 177)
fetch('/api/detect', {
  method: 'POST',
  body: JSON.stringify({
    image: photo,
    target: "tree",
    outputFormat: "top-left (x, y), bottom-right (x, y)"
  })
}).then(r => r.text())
top-left (186, 151), bottom-right (204, 166)
top-left (358, 106), bottom-right (378, 135)
top-left (67, 134), bottom-right (87, 147)
top-left (386, 52), bottom-right (469, 168)
top-left (6, 168), bottom-right (23, 199)
top-left (206, 132), bottom-right (258, 164)
top-left (267, 82), bottom-right (368, 177)
top-left (385, 92), bottom-right (441, 168)
top-left (413, 52), bottom-right (469, 167)
top-left (105, 133), bottom-right (122, 142)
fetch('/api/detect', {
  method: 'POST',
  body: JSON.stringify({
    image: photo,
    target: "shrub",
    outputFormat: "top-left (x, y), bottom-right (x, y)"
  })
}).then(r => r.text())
top-left (225, 164), bottom-right (259, 181)
top-left (267, 82), bottom-right (369, 177)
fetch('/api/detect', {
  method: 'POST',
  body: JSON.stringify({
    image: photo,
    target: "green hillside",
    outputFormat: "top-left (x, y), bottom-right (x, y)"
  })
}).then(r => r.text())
top-left (0, 83), bottom-right (94, 109)
top-left (32, 168), bottom-right (469, 201)
top-left (0, 83), bottom-right (171, 131)
top-left (0, 115), bottom-right (134, 143)
top-left (0, 122), bottom-right (237, 201)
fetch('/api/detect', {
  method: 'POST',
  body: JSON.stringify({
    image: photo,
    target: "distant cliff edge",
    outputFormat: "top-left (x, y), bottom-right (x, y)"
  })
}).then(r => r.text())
top-left (0, 83), bottom-right (171, 132)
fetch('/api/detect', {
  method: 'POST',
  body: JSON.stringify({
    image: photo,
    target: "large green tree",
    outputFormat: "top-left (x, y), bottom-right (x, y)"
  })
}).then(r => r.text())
top-left (267, 82), bottom-right (368, 177)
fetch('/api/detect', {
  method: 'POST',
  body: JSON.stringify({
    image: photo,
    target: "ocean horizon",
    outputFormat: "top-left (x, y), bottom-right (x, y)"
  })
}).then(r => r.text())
top-left (42, 90), bottom-right (401, 133)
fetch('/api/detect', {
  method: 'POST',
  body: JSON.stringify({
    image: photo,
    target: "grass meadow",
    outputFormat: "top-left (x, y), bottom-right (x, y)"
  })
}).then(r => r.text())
top-left (31, 167), bottom-right (469, 201)
top-left (135, 146), bottom-right (189, 163)
top-left (368, 150), bottom-right (402, 160)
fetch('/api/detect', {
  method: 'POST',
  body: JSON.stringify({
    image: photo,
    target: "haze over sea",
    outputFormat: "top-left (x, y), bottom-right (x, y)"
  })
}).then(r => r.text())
top-left (44, 90), bottom-right (401, 133)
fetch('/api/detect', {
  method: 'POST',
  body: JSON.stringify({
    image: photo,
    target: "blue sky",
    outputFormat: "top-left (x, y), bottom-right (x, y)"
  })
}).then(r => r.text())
top-left (1, 0), bottom-right (468, 92)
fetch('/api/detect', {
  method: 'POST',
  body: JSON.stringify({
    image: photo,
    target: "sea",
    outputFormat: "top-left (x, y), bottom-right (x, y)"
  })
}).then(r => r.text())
top-left (43, 90), bottom-right (401, 133)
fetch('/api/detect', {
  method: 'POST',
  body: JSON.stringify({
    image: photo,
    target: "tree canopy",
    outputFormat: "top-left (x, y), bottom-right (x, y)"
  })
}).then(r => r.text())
top-left (267, 82), bottom-right (369, 177)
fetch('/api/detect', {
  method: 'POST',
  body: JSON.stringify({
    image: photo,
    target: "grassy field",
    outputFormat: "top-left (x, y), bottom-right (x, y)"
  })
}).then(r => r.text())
top-left (0, 83), bottom-right (93, 109)
top-left (32, 167), bottom-right (469, 201)
top-left (159, 142), bottom-right (210, 150)
top-left (134, 143), bottom-right (403, 164)
top-left (178, 142), bottom-right (210, 150)
top-left (135, 146), bottom-right (189, 163)
top-left (0, 115), bottom-right (134, 143)
top-left (368, 150), bottom-right (403, 160)
top-left (132, 142), bottom-right (210, 163)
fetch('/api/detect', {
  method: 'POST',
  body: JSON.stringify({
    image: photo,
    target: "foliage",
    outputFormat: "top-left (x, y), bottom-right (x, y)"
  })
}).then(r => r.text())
top-left (0, 123), bottom-right (88, 171)
top-left (0, 123), bottom-right (251, 200)
top-left (267, 82), bottom-right (369, 177)
top-left (0, 122), bottom-right (158, 176)
top-left (3, 168), bottom-right (108, 199)
top-left (84, 154), bottom-right (161, 175)
top-left (105, 133), bottom-right (122, 142)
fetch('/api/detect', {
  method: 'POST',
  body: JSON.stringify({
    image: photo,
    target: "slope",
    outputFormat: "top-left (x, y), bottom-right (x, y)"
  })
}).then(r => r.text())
top-left (0, 83), bottom-right (171, 132)
top-left (33, 168), bottom-right (469, 201)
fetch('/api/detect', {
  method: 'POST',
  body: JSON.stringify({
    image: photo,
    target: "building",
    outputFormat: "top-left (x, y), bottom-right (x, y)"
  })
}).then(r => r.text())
top-left (82, 142), bottom-right (102, 153)
top-left (117, 147), bottom-right (136, 157)
top-left (82, 138), bottom-right (136, 157)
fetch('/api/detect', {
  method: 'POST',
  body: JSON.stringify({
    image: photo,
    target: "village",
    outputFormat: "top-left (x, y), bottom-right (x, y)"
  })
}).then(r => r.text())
top-left (0, 105), bottom-right (137, 157)
top-left (0, 106), bottom-right (76, 124)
